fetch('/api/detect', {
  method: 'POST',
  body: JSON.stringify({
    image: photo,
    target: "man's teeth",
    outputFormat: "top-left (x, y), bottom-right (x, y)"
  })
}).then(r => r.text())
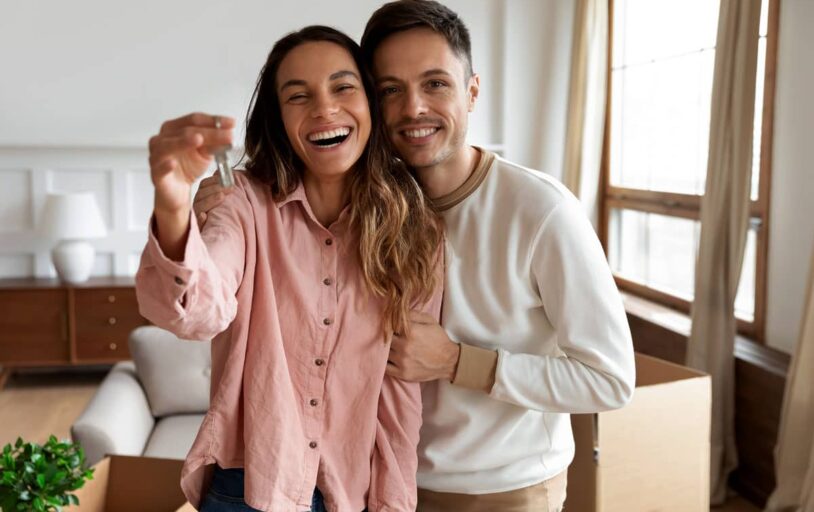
top-left (308, 127), bottom-right (351, 141)
top-left (404, 127), bottom-right (439, 138)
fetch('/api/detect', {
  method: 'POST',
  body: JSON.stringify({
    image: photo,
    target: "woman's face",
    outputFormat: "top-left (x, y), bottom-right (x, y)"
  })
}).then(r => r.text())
top-left (276, 41), bottom-right (372, 181)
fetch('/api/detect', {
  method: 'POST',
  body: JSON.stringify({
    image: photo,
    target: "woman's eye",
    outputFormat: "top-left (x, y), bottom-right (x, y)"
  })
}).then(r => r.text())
top-left (380, 86), bottom-right (399, 96)
top-left (336, 84), bottom-right (355, 93)
top-left (288, 93), bottom-right (307, 103)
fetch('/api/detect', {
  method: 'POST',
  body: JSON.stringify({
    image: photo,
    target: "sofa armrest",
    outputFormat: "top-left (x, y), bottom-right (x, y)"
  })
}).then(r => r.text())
top-left (71, 362), bottom-right (156, 465)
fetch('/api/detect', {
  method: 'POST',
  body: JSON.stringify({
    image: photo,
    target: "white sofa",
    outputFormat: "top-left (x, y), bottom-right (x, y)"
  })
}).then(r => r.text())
top-left (71, 326), bottom-right (211, 466)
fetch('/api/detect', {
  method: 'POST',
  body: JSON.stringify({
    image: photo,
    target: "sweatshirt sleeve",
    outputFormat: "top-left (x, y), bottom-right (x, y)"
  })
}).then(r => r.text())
top-left (134, 179), bottom-right (252, 341)
top-left (486, 198), bottom-right (636, 413)
top-left (368, 247), bottom-right (444, 511)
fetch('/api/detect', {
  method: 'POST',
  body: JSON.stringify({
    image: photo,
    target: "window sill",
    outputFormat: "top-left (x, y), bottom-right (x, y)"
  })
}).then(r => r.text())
top-left (620, 292), bottom-right (790, 377)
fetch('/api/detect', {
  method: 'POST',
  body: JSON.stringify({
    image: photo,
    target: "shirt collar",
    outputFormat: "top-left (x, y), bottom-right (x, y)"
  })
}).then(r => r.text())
top-left (278, 180), bottom-right (353, 234)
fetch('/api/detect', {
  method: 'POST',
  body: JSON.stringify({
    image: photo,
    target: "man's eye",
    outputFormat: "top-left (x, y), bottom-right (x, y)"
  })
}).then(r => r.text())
top-left (428, 80), bottom-right (446, 89)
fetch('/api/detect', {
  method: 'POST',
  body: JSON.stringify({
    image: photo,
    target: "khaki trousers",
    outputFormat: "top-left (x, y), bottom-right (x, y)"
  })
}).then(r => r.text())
top-left (417, 470), bottom-right (568, 512)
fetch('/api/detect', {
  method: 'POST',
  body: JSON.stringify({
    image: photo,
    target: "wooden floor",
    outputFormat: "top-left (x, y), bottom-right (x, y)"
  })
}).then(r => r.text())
top-left (0, 367), bottom-right (107, 447)
top-left (0, 369), bottom-right (763, 512)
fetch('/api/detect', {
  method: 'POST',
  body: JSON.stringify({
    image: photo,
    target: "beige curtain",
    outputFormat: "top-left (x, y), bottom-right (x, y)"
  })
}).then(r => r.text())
top-left (685, 0), bottom-right (762, 505)
top-left (765, 252), bottom-right (814, 512)
top-left (562, 0), bottom-right (608, 229)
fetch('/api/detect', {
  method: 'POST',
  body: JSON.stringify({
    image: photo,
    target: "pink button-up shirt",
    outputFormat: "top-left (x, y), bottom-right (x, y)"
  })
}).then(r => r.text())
top-left (136, 171), bottom-right (442, 512)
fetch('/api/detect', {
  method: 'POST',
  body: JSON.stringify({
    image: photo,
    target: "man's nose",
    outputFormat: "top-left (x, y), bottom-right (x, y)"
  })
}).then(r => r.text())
top-left (401, 89), bottom-right (428, 119)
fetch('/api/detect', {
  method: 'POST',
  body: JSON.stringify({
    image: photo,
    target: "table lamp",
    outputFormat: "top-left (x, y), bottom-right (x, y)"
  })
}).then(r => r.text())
top-left (40, 192), bottom-right (107, 284)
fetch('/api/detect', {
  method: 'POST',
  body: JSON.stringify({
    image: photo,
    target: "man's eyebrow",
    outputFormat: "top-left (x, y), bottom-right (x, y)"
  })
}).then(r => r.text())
top-left (375, 75), bottom-right (401, 84)
top-left (376, 69), bottom-right (454, 84)
top-left (420, 69), bottom-right (453, 78)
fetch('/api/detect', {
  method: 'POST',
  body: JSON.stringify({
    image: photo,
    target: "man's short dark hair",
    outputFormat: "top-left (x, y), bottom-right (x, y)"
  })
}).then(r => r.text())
top-left (361, 0), bottom-right (473, 77)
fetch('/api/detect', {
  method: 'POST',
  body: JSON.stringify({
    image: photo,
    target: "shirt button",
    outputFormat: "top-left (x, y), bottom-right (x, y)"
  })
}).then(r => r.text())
top-left (323, 318), bottom-right (332, 326)
top-left (325, 238), bottom-right (333, 246)
top-left (309, 441), bottom-right (318, 449)
top-left (174, 276), bottom-right (184, 285)
top-left (323, 277), bottom-right (333, 286)
top-left (310, 399), bottom-right (319, 407)
top-left (315, 358), bottom-right (325, 366)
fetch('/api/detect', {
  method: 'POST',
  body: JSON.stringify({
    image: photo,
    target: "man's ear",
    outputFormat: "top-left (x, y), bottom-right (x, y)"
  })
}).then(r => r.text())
top-left (467, 73), bottom-right (480, 113)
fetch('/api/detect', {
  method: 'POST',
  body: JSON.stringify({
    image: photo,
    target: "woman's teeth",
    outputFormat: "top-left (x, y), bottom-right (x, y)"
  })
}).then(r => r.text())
top-left (308, 127), bottom-right (351, 147)
top-left (404, 127), bottom-right (439, 138)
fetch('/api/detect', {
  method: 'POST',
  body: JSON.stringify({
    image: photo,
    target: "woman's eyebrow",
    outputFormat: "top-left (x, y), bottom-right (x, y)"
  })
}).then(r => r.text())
top-left (280, 79), bottom-right (306, 91)
top-left (280, 70), bottom-right (359, 91)
top-left (330, 70), bottom-right (360, 81)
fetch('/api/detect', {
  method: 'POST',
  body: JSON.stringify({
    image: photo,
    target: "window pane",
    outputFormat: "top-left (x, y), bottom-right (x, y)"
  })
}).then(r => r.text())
top-left (612, 0), bottom-right (720, 68)
top-left (735, 228), bottom-right (758, 321)
top-left (751, 37), bottom-right (767, 201)
top-left (610, 51), bottom-right (715, 194)
top-left (610, 0), bottom-right (769, 199)
top-left (608, 209), bottom-right (699, 298)
top-left (609, 208), bottom-right (758, 320)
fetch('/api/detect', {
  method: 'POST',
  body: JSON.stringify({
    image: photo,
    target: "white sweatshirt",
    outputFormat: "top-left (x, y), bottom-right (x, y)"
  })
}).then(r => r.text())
top-left (416, 150), bottom-right (636, 494)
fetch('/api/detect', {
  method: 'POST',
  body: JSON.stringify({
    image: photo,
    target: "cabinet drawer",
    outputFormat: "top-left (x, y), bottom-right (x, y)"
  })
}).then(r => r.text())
top-left (0, 289), bottom-right (69, 363)
top-left (74, 288), bottom-right (148, 361)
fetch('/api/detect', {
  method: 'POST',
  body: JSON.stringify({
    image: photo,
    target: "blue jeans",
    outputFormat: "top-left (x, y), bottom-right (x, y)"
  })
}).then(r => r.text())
top-left (199, 466), bottom-right (327, 512)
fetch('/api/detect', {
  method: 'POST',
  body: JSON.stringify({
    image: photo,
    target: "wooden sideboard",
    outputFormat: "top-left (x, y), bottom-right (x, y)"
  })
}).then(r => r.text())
top-left (0, 276), bottom-right (148, 387)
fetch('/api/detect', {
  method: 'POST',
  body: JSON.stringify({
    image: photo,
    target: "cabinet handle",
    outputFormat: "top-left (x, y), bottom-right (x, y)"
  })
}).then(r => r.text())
top-left (109, 342), bottom-right (118, 351)
top-left (108, 295), bottom-right (116, 303)
top-left (108, 317), bottom-right (117, 325)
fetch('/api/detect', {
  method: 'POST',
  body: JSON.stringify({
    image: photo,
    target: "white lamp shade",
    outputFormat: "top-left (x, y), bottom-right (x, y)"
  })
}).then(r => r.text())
top-left (40, 192), bottom-right (107, 240)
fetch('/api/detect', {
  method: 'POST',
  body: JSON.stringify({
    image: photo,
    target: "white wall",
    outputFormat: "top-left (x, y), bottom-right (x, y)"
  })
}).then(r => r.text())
top-left (765, 0), bottom-right (814, 354)
top-left (0, 0), bottom-right (501, 148)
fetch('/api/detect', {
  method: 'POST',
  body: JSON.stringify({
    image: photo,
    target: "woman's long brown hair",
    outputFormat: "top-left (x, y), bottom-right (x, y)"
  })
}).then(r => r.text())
top-left (242, 25), bottom-right (442, 336)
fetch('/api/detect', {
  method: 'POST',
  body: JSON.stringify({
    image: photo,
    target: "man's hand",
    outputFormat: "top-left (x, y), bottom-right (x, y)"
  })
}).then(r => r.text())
top-left (193, 174), bottom-right (231, 227)
top-left (387, 311), bottom-right (461, 382)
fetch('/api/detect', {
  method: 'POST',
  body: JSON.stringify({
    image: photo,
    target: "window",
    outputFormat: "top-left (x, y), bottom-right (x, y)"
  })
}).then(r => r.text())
top-left (601, 0), bottom-right (779, 340)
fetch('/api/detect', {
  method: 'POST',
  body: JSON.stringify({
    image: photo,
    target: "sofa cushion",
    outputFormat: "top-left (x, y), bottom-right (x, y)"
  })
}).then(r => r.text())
top-left (129, 326), bottom-right (211, 417)
top-left (143, 414), bottom-right (206, 460)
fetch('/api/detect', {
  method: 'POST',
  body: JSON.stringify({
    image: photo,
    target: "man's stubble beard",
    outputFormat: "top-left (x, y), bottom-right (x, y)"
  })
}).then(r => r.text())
top-left (402, 120), bottom-right (468, 171)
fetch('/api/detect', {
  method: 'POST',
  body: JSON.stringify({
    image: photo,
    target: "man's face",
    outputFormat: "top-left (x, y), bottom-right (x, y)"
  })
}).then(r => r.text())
top-left (372, 28), bottom-right (479, 169)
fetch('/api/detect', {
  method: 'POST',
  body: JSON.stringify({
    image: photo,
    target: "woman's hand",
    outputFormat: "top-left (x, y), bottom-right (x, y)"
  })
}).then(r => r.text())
top-left (193, 174), bottom-right (231, 228)
top-left (149, 112), bottom-right (235, 215)
top-left (148, 113), bottom-right (234, 260)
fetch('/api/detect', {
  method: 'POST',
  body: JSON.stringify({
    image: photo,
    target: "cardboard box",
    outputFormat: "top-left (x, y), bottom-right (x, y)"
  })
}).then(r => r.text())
top-left (72, 455), bottom-right (187, 512)
top-left (565, 353), bottom-right (711, 511)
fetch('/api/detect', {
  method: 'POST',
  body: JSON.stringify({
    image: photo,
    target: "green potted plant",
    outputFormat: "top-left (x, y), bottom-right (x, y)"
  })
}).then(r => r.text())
top-left (0, 436), bottom-right (94, 512)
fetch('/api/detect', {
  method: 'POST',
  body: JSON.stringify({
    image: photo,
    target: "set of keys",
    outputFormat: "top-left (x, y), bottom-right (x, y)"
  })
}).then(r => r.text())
top-left (212, 116), bottom-right (234, 188)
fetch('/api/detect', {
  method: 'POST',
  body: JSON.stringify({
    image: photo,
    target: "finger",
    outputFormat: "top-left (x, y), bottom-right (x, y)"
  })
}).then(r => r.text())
top-left (197, 211), bottom-right (208, 227)
top-left (149, 133), bottom-right (202, 166)
top-left (160, 113), bottom-right (236, 134)
top-left (174, 126), bottom-right (232, 152)
top-left (197, 174), bottom-right (225, 193)
top-left (385, 362), bottom-right (403, 379)
top-left (194, 180), bottom-right (227, 203)
top-left (194, 191), bottom-right (227, 216)
top-left (409, 311), bottom-right (437, 324)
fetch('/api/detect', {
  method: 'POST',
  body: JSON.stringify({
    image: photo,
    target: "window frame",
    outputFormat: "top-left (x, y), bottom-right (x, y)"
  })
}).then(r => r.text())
top-left (599, 0), bottom-right (781, 342)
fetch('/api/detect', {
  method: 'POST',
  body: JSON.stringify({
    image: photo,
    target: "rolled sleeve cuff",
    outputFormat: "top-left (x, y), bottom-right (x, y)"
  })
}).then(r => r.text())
top-left (145, 212), bottom-right (203, 286)
top-left (452, 343), bottom-right (498, 393)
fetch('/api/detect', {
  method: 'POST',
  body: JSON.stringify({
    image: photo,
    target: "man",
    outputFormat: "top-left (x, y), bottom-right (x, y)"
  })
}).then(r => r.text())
top-left (194, 1), bottom-right (635, 510)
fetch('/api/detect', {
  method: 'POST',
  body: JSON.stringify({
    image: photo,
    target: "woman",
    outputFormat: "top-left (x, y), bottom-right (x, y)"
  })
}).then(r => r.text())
top-left (137, 26), bottom-right (443, 512)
